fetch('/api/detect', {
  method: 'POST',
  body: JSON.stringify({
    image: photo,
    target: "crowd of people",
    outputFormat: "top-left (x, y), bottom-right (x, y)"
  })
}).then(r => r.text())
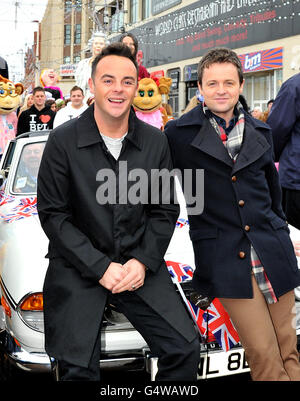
top-left (14, 31), bottom-right (151, 137)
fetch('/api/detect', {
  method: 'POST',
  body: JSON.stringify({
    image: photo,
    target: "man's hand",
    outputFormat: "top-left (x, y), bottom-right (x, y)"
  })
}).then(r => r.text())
top-left (111, 258), bottom-right (147, 294)
top-left (293, 241), bottom-right (300, 257)
top-left (99, 262), bottom-right (126, 291)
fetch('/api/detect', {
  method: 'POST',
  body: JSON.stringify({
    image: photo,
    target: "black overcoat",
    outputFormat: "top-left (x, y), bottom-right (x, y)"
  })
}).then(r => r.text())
top-left (37, 106), bottom-right (196, 367)
top-left (165, 105), bottom-right (300, 299)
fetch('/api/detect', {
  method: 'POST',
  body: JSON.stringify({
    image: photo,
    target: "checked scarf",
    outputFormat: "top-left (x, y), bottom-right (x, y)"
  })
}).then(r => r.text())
top-left (203, 101), bottom-right (278, 304)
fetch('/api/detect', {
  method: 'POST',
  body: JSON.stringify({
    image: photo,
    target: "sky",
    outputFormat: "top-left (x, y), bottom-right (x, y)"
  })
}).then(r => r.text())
top-left (0, 0), bottom-right (48, 82)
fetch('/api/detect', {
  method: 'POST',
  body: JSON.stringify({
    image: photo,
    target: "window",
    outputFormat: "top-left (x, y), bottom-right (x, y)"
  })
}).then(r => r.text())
top-left (74, 24), bottom-right (81, 44)
top-left (13, 142), bottom-right (46, 194)
top-left (142, 0), bottom-right (151, 20)
top-left (130, 0), bottom-right (139, 24)
top-left (64, 0), bottom-right (72, 13)
top-left (75, 0), bottom-right (82, 10)
top-left (64, 56), bottom-right (71, 63)
top-left (64, 24), bottom-right (71, 45)
top-left (73, 53), bottom-right (81, 64)
top-left (111, 11), bottom-right (124, 32)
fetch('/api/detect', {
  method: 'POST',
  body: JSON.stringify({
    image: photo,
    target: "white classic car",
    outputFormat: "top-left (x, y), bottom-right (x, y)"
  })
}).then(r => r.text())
top-left (0, 131), bottom-right (299, 381)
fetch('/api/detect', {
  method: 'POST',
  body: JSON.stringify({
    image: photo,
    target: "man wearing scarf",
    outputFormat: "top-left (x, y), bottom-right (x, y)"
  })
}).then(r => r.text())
top-left (165, 47), bottom-right (300, 381)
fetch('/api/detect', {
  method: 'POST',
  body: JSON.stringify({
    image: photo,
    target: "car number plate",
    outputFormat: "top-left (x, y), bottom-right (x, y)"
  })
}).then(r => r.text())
top-left (148, 347), bottom-right (249, 380)
top-left (197, 347), bottom-right (250, 379)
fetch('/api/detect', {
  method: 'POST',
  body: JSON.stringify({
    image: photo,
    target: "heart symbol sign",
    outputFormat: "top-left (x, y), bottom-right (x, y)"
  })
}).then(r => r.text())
top-left (40, 115), bottom-right (51, 123)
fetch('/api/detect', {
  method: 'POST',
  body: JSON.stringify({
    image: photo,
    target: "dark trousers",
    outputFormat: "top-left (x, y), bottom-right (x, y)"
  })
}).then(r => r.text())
top-left (55, 291), bottom-right (200, 381)
top-left (282, 187), bottom-right (300, 230)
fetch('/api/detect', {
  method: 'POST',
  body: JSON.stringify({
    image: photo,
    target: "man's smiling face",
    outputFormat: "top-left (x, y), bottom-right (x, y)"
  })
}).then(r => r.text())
top-left (89, 55), bottom-right (138, 122)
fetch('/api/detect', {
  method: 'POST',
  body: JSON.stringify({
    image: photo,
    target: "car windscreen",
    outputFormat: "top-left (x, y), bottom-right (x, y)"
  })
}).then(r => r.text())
top-left (12, 142), bottom-right (46, 194)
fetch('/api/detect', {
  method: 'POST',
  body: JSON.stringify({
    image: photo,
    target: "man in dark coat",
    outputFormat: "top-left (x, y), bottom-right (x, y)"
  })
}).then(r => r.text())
top-left (37, 43), bottom-right (199, 381)
top-left (165, 47), bottom-right (300, 381)
top-left (267, 72), bottom-right (300, 230)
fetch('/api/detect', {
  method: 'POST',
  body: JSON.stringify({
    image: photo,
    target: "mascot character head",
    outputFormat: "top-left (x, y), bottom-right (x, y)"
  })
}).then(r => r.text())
top-left (0, 75), bottom-right (24, 115)
top-left (133, 77), bottom-right (172, 130)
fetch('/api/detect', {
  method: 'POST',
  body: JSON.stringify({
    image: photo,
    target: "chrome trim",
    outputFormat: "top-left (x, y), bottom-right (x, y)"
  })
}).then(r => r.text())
top-left (100, 356), bottom-right (145, 371)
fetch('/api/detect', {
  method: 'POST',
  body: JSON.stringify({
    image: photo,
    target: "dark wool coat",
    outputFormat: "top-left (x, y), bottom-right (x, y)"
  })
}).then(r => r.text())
top-left (37, 106), bottom-right (196, 367)
top-left (165, 104), bottom-right (300, 299)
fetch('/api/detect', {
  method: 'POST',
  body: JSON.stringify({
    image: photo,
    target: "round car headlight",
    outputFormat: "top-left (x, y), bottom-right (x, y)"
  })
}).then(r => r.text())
top-left (18, 292), bottom-right (44, 333)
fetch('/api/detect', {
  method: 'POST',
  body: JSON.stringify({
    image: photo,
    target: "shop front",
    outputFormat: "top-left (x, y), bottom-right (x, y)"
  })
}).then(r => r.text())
top-left (239, 47), bottom-right (283, 111)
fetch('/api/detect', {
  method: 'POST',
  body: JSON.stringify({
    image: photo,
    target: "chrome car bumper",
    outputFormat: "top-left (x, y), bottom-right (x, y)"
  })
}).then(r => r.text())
top-left (0, 328), bottom-right (149, 374)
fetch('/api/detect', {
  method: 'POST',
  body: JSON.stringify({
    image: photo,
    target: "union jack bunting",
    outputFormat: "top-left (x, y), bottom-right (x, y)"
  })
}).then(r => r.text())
top-left (0, 196), bottom-right (37, 223)
top-left (175, 218), bottom-right (189, 228)
top-left (166, 260), bottom-right (193, 283)
top-left (202, 298), bottom-right (240, 352)
top-left (0, 191), bottom-right (16, 206)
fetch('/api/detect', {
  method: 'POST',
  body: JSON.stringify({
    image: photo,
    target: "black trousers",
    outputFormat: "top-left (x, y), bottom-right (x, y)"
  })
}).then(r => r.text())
top-left (282, 187), bottom-right (300, 230)
top-left (55, 291), bottom-right (200, 381)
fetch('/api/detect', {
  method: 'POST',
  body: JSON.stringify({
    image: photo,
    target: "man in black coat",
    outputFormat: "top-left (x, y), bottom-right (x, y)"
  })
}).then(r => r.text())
top-left (165, 48), bottom-right (300, 381)
top-left (37, 43), bottom-right (199, 381)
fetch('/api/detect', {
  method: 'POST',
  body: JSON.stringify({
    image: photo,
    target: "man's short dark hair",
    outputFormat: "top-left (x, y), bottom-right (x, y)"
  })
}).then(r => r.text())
top-left (70, 85), bottom-right (84, 95)
top-left (91, 42), bottom-right (138, 81)
top-left (198, 47), bottom-right (244, 86)
top-left (119, 32), bottom-right (138, 59)
top-left (33, 86), bottom-right (45, 95)
top-left (267, 99), bottom-right (274, 106)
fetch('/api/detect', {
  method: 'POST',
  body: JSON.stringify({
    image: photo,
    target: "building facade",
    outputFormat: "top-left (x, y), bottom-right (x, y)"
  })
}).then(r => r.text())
top-left (35, 0), bottom-right (300, 114)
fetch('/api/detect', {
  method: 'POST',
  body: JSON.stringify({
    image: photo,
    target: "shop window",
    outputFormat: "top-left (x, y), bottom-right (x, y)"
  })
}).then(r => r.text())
top-left (243, 69), bottom-right (282, 112)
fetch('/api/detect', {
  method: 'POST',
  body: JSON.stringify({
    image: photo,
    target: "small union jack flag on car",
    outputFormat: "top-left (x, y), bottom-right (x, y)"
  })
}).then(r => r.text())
top-left (166, 260), bottom-right (194, 283)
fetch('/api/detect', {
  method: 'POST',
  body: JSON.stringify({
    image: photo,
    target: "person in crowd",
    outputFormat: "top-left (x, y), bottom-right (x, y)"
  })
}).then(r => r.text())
top-left (75, 31), bottom-right (108, 100)
top-left (119, 32), bottom-right (150, 80)
top-left (55, 98), bottom-right (65, 111)
top-left (37, 43), bottom-right (199, 381)
top-left (267, 99), bottom-right (274, 111)
top-left (45, 99), bottom-right (57, 113)
top-left (13, 142), bottom-right (45, 193)
top-left (165, 47), bottom-right (300, 381)
top-left (53, 86), bottom-right (88, 128)
top-left (251, 105), bottom-right (262, 119)
top-left (17, 86), bottom-right (55, 135)
top-left (0, 56), bottom-right (9, 79)
top-left (182, 90), bottom-right (203, 114)
top-left (267, 73), bottom-right (300, 230)
top-left (18, 93), bottom-right (34, 117)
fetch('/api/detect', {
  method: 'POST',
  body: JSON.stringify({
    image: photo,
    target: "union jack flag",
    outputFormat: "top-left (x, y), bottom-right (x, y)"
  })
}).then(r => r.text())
top-left (175, 218), bottom-right (189, 228)
top-left (165, 260), bottom-right (239, 350)
top-left (202, 298), bottom-right (240, 351)
top-left (187, 299), bottom-right (216, 342)
top-left (0, 196), bottom-right (37, 223)
top-left (166, 260), bottom-right (193, 283)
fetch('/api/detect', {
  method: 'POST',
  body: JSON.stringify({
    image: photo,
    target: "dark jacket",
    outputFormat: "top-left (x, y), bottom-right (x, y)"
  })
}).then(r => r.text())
top-left (17, 105), bottom-right (55, 135)
top-left (165, 104), bottom-right (300, 299)
top-left (267, 72), bottom-right (300, 190)
top-left (37, 105), bottom-right (196, 367)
